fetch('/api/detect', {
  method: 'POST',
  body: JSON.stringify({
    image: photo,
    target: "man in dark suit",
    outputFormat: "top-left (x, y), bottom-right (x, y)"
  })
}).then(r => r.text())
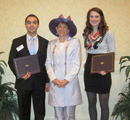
top-left (8, 14), bottom-right (49, 120)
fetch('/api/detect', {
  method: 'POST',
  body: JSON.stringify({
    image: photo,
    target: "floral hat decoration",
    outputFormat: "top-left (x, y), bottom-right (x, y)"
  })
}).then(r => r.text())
top-left (49, 14), bottom-right (77, 37)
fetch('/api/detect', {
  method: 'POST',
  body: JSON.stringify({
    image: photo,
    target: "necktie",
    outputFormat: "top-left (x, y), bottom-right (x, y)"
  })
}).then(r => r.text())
top-left (30, 38), bottom-right (35, 55)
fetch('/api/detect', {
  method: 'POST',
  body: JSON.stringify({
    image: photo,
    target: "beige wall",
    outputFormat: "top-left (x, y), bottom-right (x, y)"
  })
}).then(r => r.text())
top-left (0, 0), bottom-right (130, 62)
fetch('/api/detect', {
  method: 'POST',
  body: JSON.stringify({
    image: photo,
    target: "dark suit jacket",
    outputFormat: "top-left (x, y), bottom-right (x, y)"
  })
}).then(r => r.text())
top-left (8, 35), bottom-right (49, 90)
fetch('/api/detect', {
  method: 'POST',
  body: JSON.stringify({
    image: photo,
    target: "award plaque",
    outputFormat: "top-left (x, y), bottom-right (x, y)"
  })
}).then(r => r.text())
top-left (13, 55), bottom-right (40, 77)
top-left (91, 53), bottom-right (114, 74)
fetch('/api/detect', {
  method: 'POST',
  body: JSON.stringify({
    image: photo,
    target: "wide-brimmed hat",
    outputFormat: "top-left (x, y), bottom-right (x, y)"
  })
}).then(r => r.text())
top-left (49, 14), bottom-right (77, 37)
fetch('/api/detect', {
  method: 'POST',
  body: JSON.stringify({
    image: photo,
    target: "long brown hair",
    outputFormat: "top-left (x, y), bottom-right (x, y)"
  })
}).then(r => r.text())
top-left (83, 7), bottom-right (108, 37)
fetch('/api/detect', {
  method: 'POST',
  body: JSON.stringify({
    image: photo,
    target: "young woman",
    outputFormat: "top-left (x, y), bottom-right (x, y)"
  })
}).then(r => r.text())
top-left (46, 14), bottom-right (82, 120)
top-left (83, 7), bottom-right (115, 120)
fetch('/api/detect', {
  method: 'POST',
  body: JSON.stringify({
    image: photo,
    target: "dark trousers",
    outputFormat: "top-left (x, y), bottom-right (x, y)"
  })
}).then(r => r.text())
top-left (17, 89), bottom-right (46, 120)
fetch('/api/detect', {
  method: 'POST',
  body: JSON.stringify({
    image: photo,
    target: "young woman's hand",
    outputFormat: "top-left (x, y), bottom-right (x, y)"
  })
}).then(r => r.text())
top-left (98, 71), bottom-right (107, 76)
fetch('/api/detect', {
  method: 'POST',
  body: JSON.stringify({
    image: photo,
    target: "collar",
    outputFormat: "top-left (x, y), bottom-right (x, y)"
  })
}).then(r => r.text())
top-left (57, 36), bottom-right (71, 43)
top-left (26, 34), bottom-right (38, 40)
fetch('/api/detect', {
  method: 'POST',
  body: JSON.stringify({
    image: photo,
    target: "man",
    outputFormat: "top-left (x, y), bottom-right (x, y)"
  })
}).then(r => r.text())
top-left (8, 14), bottom-right (49, 120)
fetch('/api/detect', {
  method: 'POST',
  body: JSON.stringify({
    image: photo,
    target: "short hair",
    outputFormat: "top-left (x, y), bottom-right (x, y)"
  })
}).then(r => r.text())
top-left (25, 14), bottom-right (39, 24)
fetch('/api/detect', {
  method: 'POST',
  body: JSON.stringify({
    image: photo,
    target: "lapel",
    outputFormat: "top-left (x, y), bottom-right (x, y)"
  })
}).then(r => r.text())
top-left (37, 35), bottom-right (42, 55)
top-left (22, 35), bottom-right (30, 55)
top-left (55, 37), bottom-right (71, 50)
top-left (63, 37), bottom-right (71, 48)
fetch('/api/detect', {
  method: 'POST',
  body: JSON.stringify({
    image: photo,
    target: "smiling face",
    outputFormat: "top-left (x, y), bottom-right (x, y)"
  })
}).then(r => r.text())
top-left (56, 22), bottom-right (70, 38)
top-left (25, 16), bottom-right (39, 36)
top-left (89, 11), bottom-right (101, 28)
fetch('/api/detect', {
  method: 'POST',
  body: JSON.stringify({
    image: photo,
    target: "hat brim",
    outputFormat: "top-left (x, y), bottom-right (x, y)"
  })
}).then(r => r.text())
top-left (49, 18), bottom-right (77, 37)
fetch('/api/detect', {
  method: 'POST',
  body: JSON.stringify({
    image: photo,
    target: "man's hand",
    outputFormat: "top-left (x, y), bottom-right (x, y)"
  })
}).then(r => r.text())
top-left (45, 83), bottom-right (49, 92)
top-left (83, 63), bottom-right (86, 69)
top-left (22, 72), bottom-right (31, 80)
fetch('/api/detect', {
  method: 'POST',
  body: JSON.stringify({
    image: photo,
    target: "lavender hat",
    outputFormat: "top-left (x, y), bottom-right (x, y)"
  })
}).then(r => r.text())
top-left (49, 14), bottom-right (77, 37)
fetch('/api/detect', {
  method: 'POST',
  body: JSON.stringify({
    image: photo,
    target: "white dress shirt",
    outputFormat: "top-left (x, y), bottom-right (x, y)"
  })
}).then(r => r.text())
top-left (26, 34), bottom-right (39, 54)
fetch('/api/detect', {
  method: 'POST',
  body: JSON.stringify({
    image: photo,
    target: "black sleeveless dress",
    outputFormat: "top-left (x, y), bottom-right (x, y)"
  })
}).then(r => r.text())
top-left (84, 53), bottom-right (112, 94)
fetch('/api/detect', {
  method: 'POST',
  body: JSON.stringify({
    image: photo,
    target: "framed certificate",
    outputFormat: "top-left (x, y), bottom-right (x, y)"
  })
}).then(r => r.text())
top-left (91, 53), bottom-right (115, 74)
top-left (13, 55), bottom-right (40, 77)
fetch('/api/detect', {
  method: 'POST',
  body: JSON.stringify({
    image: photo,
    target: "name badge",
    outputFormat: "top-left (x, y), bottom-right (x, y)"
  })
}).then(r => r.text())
top-left (16, 44), bottom-right (24, 52)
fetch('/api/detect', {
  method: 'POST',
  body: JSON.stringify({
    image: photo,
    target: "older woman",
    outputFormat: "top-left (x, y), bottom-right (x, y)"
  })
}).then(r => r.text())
top-left (45, 14), bottom-right (82, 120)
